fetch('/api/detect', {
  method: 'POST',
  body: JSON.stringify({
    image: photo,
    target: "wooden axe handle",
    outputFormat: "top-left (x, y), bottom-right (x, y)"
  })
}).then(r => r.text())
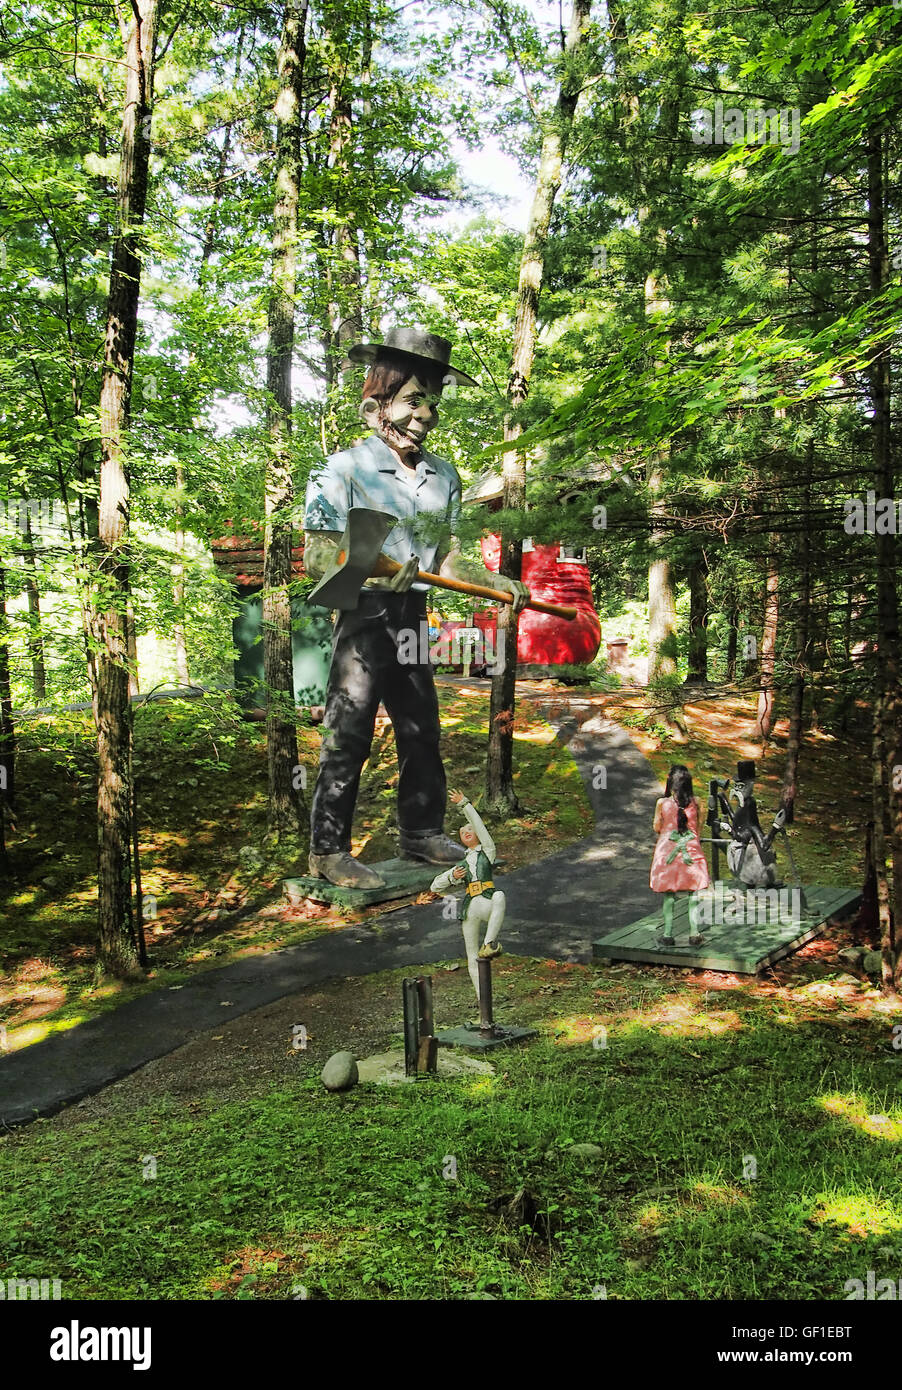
top-left (370, 555), bottom-right (578, 621)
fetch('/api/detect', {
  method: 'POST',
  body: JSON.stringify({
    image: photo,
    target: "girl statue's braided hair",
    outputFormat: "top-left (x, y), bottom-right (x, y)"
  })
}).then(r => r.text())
top-left (664, 764), bottom-right (694, 833)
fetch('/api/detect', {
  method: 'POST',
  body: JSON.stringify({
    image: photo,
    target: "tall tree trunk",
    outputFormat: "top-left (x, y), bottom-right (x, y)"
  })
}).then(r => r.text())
top-left (647, 514), bottom-right (677, 677)
top-left (0, 557), bottom-right (14, 807)
top-left (865, 131), bottom-right (900, 993)
top-left (263, 0), bottom-right (308, 835)
top-left (321, 75), bottom-right (363, 451)
top-left (780, 455), bottom-right (813, 821)
top-left (686, 548), bottom-right (708, 684)
top-left (20, 515), bottom-right (47, 702)
top-left (486, 0), bottom-right (592, 816)
top-left (644, 266), bottom-right (681, 715)
top-left (173, 463), bottom-right (189, 685)
top-left (608, 0), bottom-right (688, 736)
top-left (842, 586), bottom-right (853, 668)
top-left (0, 559), bottom-right (12, 874)
top-left (126, 593), bottom-right (139, 697)
top-left (726, 601), bottom-right (739, 682)
top-left (93, 0), bottom-right (158, 978)
top-left (754, 549), bottom-right (779, 745)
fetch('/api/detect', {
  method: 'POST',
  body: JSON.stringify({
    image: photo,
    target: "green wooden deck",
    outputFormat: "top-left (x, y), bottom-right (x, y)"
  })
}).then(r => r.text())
top-left (593, 884), bottom-right (861, 975)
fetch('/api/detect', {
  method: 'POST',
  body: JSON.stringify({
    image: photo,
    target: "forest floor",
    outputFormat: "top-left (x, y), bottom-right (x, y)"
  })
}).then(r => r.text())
top-left (2, 678), bottom-right (898, 1299)
top-left (0, 677), bottom-right (875, 1058)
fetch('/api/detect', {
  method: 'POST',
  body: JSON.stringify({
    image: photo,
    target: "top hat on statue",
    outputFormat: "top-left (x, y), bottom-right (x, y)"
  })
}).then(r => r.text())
top-left (346, 326), bottom-right (479, 388)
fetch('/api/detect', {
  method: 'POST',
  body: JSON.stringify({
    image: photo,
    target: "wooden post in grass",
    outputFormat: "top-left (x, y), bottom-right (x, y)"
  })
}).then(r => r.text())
top-left (404, 976), bottom-right (437, 1076)
top-left (416, 976), bottom-right (437, 1074)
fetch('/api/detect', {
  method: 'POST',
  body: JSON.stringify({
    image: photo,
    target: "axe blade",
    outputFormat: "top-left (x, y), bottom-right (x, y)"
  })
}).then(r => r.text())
top-left (305, 506), bottom-right (399, 610)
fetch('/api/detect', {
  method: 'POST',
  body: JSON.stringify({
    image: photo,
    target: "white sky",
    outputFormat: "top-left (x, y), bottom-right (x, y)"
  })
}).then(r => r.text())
top-left (451, 134), bottom-right (534, 233)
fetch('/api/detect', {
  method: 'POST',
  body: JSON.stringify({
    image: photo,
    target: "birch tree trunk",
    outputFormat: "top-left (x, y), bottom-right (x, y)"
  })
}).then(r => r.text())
top-left (20, 515), bottom-right (46, 702)
top-left (173, 462), bottom-right (189, 685)
top-left (0, 559), bottom-right (11, 874)
top-left (263, 0), bottom-right (308, 834)
top-left (94, 0), bottom-right (158, 978)
top-left (0, 557), bottom-right (14, 807)
top-left (486, 0), bottom-right (592, 816)
top-left (754, 550), bottom-right (779, 744)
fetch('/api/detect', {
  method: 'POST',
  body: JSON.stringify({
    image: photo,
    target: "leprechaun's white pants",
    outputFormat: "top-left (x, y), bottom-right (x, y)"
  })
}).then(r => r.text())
top-left (462, 890), bottom-right (506, 999)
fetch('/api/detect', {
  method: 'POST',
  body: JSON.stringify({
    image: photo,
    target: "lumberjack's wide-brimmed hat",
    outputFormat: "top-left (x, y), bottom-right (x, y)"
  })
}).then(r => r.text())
top-left (347, 326), bottom-right (479, 388)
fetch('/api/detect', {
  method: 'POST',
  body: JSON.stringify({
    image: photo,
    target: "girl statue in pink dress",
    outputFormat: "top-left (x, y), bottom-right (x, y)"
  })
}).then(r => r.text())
top-left (650, 764), bottom-right (711, 948)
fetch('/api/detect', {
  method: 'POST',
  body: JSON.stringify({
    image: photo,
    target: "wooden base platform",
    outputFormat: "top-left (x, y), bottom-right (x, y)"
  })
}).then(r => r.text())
top-left (284, 857), bottom-right (442, 908)
top-left (593, 884), bottom-right (861, 975)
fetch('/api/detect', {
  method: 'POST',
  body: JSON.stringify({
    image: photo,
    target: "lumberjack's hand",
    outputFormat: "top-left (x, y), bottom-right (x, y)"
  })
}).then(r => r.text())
top-left (386, 555), bottom-right (420, 593)
top-left (303, 531), bottom-right (342, 581)
top-left (492, 575), bottom-right (530, 615)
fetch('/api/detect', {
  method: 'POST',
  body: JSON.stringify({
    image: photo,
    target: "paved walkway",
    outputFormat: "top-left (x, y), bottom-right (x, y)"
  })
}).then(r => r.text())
top-left (0, 696), bottom-right (660, 1128)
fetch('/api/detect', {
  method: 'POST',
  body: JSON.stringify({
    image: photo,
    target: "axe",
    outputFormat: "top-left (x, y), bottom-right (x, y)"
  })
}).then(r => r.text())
top-left (305, 507), bottom-right (578, 619)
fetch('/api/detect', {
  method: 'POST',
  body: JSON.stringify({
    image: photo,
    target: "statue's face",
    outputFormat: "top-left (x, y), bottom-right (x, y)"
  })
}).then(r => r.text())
top-left (460, 825), bottom-right (478, 848)
top-left (368, 374), bottom-right (441, 456)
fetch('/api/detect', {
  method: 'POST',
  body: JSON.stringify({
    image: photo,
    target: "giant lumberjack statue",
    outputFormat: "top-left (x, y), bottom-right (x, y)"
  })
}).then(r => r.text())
top-left (303, 327), bottom-right (530, 890)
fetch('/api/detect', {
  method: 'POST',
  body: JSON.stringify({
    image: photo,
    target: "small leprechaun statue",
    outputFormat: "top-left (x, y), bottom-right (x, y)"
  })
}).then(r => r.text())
top-left (430, 789), bottom-right (505, 1001)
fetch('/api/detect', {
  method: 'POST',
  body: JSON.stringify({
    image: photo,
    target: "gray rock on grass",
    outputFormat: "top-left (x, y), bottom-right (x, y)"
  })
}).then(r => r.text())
top-left (321, 1051), bottom-right (359, 1092)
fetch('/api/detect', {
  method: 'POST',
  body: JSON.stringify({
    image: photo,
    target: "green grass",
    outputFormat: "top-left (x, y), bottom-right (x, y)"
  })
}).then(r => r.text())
top-left (2, 962), bottom-right (899, 1300)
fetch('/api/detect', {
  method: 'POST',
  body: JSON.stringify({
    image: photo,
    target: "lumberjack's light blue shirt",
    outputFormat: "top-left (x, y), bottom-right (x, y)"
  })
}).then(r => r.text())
top-left (304, 433), bottom-right (463, 592)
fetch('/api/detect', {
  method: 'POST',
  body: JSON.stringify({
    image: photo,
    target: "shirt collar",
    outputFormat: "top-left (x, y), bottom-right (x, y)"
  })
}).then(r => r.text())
top-left (366, 432), bottom-right (437, 477)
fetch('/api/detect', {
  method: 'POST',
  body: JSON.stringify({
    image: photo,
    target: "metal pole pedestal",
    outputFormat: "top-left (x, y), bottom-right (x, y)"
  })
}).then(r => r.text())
top-left (437, 954), bottom-right (537, 1052)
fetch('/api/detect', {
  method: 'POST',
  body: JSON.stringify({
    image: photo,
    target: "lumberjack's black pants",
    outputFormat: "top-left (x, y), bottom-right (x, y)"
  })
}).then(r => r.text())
top-left (310, 589), bottom-right (445, 854)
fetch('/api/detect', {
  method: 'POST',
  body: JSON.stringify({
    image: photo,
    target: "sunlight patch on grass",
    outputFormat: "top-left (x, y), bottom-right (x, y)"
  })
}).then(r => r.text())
top-left (549, 1014), bottom-right (607, 1046)
top-left (810, 1194), bottom-right (902, 1237)
top-left (819, 1093), bottom-right (902, 1141)
top-left (8, 1014), bottom-right (86, 1048)
top-left (635, 1203), bottom-right (667, 1232)
top-left (618, 1002), bottom-right (744, 1038)
top-left (683, 1180), bottom-right (748, 1208)
top-left (89, 981), bottom-right (128, 1002)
